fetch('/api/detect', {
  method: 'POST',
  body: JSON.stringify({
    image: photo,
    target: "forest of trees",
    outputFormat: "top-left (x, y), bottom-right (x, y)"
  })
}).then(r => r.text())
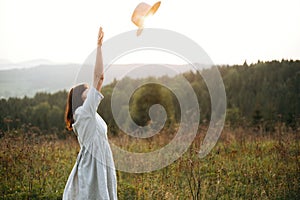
top-left (0, 60), bottom-right (299, 135)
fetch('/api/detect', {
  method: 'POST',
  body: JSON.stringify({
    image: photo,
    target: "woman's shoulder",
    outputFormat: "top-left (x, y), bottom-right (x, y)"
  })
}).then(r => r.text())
top-left (88, 86), bottom-right (104, 99)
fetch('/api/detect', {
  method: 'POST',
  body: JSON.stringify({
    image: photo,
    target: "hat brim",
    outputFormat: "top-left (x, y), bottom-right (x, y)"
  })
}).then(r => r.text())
top-left (146, 1), bottom-right (161, 17)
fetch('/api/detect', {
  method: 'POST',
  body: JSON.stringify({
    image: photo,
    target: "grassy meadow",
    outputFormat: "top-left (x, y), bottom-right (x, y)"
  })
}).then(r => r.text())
top-left (0, 126), bottom-right (299, 199)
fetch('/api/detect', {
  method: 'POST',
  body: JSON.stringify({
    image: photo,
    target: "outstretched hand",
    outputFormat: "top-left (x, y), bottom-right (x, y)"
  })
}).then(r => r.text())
top-left (97, 27), bottom-right (104, 46)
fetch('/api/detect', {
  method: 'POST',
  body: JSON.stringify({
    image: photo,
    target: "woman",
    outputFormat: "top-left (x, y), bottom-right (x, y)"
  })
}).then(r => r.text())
top-left (63, 27), bottom-right (117, 200)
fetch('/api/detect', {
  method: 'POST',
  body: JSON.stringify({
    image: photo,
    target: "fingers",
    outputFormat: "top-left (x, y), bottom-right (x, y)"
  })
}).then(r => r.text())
top-left (98, 27), bottom-right (103, 38)
top-left (98, 27), bottom-right (104, 46)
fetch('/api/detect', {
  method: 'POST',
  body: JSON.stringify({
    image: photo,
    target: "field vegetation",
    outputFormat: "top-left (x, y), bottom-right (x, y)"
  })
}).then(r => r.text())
top-left (0, 126), bottom-right (299, 199)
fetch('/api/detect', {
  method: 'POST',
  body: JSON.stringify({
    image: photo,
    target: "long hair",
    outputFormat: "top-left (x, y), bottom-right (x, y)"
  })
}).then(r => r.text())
top-left (65, 83), bottom-right (88, 131)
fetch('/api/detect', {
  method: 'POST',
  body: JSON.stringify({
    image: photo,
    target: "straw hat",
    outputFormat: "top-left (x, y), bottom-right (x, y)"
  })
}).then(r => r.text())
top-left (131, 1), bottom-right (161, 36)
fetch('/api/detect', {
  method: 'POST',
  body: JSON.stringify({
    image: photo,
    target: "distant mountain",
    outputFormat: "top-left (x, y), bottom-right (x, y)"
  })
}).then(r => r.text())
top-left (0, 59), bottom-right (56, 70)
top-left (0, 64), bottom-right (80, 98)
top-left (0, 63), bottom-right (192, 98)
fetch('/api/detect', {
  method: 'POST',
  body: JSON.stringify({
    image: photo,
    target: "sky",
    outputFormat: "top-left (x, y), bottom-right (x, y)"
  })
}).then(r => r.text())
top-left (0, 0), bottom-right (300, 66)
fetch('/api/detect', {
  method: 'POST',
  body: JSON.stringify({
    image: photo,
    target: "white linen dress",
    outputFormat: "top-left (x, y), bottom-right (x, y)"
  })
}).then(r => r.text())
top-left (63, 87), bottom-right (117, 200)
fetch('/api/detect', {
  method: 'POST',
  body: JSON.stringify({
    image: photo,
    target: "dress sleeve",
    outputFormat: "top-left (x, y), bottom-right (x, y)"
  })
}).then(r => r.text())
top-left (81, 86), bottom-right (104, 115)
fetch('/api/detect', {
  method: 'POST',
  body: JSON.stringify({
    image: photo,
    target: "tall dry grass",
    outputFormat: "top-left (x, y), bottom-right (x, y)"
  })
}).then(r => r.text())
top-left (0, 126), bottom-right (299, 199)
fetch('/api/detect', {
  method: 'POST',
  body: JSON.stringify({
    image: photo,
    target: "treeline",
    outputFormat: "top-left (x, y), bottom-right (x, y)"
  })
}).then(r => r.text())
top-left (0, 91), bottom-right (67, 133)
top-left (221, 60), bottom-right (300, 131)
top-left (0, 60), bottom-right (299, 134)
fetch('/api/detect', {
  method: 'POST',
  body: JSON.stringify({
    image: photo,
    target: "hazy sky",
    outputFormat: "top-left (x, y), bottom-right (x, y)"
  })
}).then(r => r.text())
top-left (1, 0), bottom-right (300, 65)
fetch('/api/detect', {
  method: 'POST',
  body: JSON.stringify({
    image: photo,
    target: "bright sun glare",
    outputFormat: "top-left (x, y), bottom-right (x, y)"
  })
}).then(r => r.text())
top-left (0, 0), bottom-right (299, 65)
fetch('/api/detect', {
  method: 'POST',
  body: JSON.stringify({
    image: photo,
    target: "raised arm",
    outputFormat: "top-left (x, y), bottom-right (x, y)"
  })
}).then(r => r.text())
top-left (93, 27), bottom-right (104, 92)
